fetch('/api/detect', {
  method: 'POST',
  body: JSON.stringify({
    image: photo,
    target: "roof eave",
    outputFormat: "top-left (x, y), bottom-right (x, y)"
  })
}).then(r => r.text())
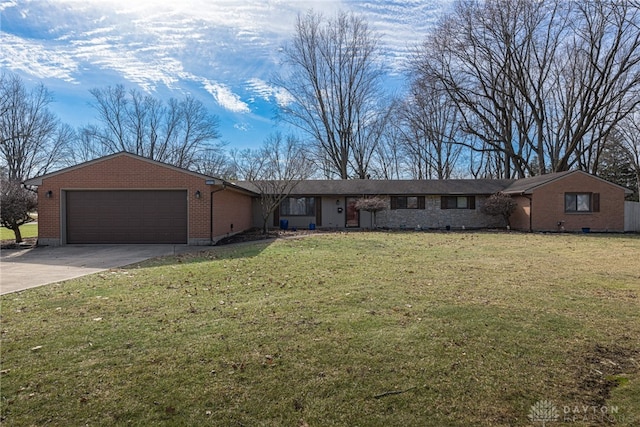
top-left (21, 152), bottom-right (247, 193)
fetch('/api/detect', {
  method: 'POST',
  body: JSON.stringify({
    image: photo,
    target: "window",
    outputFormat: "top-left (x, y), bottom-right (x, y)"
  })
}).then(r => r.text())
top-left (280, 197), bottom-right (315, 216)
top-left (565, 193), bottom-right (599, 213)
top-left (390, 196), bottom-right (425, 210)
top-left (441, 196), bottom-right (476, 210)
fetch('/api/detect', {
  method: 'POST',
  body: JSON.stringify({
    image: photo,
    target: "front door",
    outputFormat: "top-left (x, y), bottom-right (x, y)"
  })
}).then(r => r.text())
top-left (346, 197), bottom-right (359, 228)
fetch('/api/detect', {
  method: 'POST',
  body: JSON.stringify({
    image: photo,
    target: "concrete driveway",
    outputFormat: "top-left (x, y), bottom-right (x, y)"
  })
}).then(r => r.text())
top-left (0, 244), bottom-right (205, 295)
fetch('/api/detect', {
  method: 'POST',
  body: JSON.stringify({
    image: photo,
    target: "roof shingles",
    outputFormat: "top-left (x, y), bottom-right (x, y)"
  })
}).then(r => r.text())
top-left (234, 179), bottom-right (515, 196)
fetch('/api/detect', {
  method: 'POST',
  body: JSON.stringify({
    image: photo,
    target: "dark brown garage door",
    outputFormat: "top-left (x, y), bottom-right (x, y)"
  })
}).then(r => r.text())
top-left (66, 190), bottom-right (187, 244)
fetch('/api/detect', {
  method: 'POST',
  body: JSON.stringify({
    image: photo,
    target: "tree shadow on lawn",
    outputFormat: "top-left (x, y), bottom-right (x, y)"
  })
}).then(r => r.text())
top-left (124, 228), bottom-right (640, 271)
top-left (0, 237), bottom-right (37, 250)
top-left (125, 228), bottom-right (322, 269)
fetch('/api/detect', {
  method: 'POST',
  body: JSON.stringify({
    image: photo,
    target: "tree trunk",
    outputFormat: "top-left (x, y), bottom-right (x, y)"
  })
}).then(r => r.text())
top-left (12, 226), bottom-right (23, 243)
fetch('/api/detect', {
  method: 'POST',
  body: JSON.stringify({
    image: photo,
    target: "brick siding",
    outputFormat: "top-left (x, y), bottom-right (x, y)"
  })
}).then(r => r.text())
top-left (35, 155), bottom-right (626, 243)
top-left (36, 154), bottom-right (253, 245)
top-left (510, 173), bottom-right (626, 232)
top-left (212, 189), bottom-right (253, 241)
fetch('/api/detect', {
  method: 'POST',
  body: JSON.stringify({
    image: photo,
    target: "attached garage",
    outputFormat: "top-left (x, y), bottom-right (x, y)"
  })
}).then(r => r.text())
top-left (24, 152), bottom-right (256, 246)
top-left (65, 190), bottom-right (187, 244)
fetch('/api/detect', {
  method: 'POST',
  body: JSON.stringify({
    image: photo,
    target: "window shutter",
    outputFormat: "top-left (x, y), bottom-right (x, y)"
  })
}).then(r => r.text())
top-left (273, 205), bottom-right (280, 227)
top-left (390, 197), bottom-right (397, 210)
top-left (441, 197), bottom-right (446, 209)
top-left (418, 196), bottom-right (425, 209)
top-left (469, 196), bottom-right (476, 210)
top-left (315, 197), bottom-right (322, 226)
top-left (592, 193), bottom-right (600, 212)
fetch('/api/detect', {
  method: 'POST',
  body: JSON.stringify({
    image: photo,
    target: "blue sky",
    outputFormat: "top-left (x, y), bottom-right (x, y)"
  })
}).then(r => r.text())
top-left (1, 0), bottom-right (451, 150)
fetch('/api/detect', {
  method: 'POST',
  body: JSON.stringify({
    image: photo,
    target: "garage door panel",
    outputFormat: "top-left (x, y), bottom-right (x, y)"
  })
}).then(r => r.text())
top-left (66, 190), bottom-right (187, 244)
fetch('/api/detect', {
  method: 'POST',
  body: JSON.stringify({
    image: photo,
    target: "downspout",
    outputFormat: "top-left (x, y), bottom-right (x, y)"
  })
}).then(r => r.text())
top-left (209, 183), bottom-right (227, 245)
top-left (523, 194), bottom-right (533, 232)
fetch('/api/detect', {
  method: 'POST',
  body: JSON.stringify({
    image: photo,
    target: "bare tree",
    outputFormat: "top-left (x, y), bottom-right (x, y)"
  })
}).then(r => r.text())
top-left (398, 75), bottom-right (464, 179)
top-left (0, 73), bottom-right (71, 181)
top-left (411, 0), bottom-right (640, 178)
top-left (0, 73), bottom-right (71, 242)
top-left (274, 10), bottom-right (389, 179)
top-left (84, 85), bottom-right (221, 170)
top-left (413, 0), bottom-right (567, 178)
top-left (233, 133), bottom-right (313, 234)
top-left (231, 147), bottom-right (263, 181)
top-left (195, 144), bottom-right (234, 179)
top-left (370, 116), bottom-right (406, 179)
top-left (66, 125), bottom-right (111, 165)
top-left (553, 0), bottom-right (640, 173)
top-left (611, 110), bottom-right (640, 200)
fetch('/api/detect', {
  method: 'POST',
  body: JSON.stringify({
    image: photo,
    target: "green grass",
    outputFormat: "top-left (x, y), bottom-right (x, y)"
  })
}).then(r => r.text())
top-left (1, 232), bottom-right (639, 426)
top-left (0, 223), bottom-right (37, 241)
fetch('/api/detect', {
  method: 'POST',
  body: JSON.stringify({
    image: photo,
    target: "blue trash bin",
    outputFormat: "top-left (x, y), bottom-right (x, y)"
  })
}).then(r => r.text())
top-left (280, 219), bottom-right (289, 230)
top-left (309, 223), bottom-right (316, 230)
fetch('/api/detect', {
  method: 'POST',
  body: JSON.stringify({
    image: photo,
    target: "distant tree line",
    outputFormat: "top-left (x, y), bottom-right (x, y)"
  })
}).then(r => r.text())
top-left (2, 0), bottom-right (639, 209)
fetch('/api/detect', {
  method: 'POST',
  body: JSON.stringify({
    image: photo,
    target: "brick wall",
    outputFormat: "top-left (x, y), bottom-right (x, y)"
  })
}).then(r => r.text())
top-left (212, 189), bottom-right (253, 241)
top-left (530, 173), bottom-right (626, 232)
top-left (36, 154), bottom-right (253, 245)
top-left (509, 195), bottom-right (532, 231)
top-left (511, 173), bottom-right (624, 232)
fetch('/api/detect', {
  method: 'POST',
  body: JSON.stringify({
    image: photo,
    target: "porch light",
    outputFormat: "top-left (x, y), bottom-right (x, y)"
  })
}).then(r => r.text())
top-left (195, 190), bottom-right (202, 199)
top-left (45, 190), bottom-right (53, 198)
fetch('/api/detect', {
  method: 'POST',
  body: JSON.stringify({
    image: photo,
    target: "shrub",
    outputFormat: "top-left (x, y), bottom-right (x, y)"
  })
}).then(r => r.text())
top-left (355, 197), bottom-right (388, 228)
top-left (481, 191), bottom-right (517, 228)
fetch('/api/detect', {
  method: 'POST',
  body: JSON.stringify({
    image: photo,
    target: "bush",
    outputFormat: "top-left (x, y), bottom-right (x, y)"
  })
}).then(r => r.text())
top-left (355, 197), bottom-right (388, 228)
top-left (481, 192), bottom-right (517, 227)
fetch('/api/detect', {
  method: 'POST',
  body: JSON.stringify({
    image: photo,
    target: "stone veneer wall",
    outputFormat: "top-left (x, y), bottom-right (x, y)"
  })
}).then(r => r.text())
top-left (376, 195), bottom-right (506, 230)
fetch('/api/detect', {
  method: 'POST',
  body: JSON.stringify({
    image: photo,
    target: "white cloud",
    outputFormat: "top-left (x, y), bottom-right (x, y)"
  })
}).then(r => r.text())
top-left (274, 87), bottom-right (293, 107)
top-left (245, 78), bottom-right (274, 101)
top-left (351, 0), bottom-right (453, 72)
top-left (0, 1), bottom-right (18, 12)
top-left (53, 0), bottom-right (342, 37)
top-left (3, 0), bottom-right (450, 93)
top-left (68, 33), bottom-right (184, 91)
top-left (1, 0), bottom-right (452, 135)
top-left (234, 122), bottom-right (251, 132)
top-left (0, 33), bottom-right (78, 82)
top-left (244, 77), bottom-right (292, 107)
top-left (202, 80), bottom-right (250, 113)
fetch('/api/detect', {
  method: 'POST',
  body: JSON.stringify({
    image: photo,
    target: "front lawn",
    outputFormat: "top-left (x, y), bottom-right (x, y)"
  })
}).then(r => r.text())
top-left (1, 232), bottom-right (639, 426)
top-left (0, 223), bottom-right (38, 241)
